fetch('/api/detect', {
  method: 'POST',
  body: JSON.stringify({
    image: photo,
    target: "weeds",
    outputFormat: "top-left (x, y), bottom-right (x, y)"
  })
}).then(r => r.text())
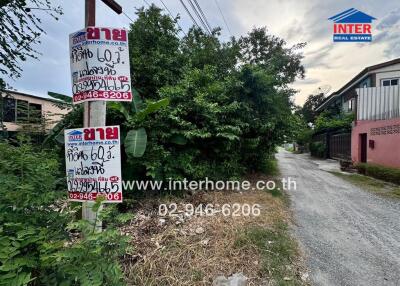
top-left (331, 172), bottom-right (400, 199)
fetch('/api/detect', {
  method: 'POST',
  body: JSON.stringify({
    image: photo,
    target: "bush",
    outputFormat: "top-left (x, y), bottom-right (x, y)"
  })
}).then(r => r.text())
top-left (314, 111), bottom-right (354, 132)
top-left (309, 141), bottom-right (326, 158)
top-left (355, 163), bottom-right (400, 185)
top-left (0, 138), bottom-right (129, 286)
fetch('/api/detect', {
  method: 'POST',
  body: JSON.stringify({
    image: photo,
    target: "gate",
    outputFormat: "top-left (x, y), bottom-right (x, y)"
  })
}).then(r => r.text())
top-left (329, 132), bottom-right (351, 161)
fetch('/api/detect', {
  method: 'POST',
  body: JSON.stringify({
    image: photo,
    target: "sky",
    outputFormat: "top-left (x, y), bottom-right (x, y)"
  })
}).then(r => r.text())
top-left (8, 0), bottom-right (400, 106)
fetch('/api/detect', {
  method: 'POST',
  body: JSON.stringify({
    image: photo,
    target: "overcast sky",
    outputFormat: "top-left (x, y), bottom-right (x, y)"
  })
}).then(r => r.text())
top-left (9, 0), bottom-right (400, 105)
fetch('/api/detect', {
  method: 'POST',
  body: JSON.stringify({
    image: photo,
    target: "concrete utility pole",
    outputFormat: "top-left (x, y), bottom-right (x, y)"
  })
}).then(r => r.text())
top-left (82, 0), bottom-right (105, 230)
top-left (82, 0), bottom-right (122, 230)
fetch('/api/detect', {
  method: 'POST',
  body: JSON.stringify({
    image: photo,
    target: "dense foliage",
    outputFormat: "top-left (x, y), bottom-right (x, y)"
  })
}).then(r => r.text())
top-left (1, 3), bottom-right (307, 285)
top-left (298, 93), bottom-right (325, 124)
top-left (100, 5), bottom-right (305, 184)
top-left (0, 139), bottom-right (129, 286)
top-left (314, 111), bottom-right (354, 132)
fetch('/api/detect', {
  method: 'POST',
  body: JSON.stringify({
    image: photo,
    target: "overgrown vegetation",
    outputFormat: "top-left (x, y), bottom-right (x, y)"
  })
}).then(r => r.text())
top-left (0, 138), bottom-right (130, 285)
top-left (1, 3), bottom-right (308, 285)
top-left (52, 5), bottom-right (305, 188)
top-left (309, 141), bottom-right (326, 158)
top-left (314, 111), bottom-right (354, 132)
top-left (235, 222), bottom-right (303, 285)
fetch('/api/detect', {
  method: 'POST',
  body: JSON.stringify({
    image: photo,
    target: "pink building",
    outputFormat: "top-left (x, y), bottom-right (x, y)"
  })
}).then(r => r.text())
top-left (352, 87), bottom-right (400, 168)
top-left (316, 58), bottom-right (400, 168)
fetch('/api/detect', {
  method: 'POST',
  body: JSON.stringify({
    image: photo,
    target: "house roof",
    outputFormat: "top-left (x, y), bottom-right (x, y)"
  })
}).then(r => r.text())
top-left (1, 89), bottom-right (67, 103)
top-left (316, 57), bottom-right (400, 111)
top-left (328, 8), bottom-right (376, 23)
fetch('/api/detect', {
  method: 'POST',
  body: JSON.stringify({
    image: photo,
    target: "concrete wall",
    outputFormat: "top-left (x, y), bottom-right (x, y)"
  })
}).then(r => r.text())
top-left (351, 118), bottom-right (400, 168)
top-left (2, 92), bottom-right (70, 132)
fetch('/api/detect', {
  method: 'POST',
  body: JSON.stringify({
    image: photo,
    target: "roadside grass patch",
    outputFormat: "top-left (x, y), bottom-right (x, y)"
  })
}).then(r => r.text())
top-left (356, 163), bottom-right (400, 185)
top-left (263, 157), bottom-right (280, 176)
top-left (121, 174), bottom-right (307, 285)
top-left (267, 187), bottom-right (283, 197)
top-left (235, 222), bottom-right (303, 285)
top-left (331, 171), bottom-right (400, 199)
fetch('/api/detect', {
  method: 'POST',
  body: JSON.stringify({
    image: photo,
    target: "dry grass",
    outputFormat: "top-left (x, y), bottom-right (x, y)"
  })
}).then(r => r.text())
top-left (120, 175), bottom-right (307, 285)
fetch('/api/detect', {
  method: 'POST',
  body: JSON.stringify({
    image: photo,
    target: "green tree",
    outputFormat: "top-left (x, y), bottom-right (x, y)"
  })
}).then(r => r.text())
top-left (181, 27), bottom-right (240, 78)
top-left (128, 5), bottom-right (184, 100)
top-left (0, 0), bottom-right (62, 85)
top-left (238, 27), bottom-right (305, 86)
top-left (298, 93), bottom-right (325, 123)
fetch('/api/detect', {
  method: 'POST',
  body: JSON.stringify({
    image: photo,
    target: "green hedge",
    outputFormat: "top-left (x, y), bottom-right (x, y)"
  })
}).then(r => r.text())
top-left (356, 163), bottom-right (400, 185)
top-left (309, 141), bottom-right (326, 158)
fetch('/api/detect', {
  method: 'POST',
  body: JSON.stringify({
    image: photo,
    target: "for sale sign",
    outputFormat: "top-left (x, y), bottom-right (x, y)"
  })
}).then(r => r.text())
top-left (69, 27), bottom-right (132, 104)
top-left (64, 126), bottom-right (123, 202)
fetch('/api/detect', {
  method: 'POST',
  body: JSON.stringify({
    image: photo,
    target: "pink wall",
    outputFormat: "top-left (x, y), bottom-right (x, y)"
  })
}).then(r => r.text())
top-left (351, 118), bottom-right (400, 168)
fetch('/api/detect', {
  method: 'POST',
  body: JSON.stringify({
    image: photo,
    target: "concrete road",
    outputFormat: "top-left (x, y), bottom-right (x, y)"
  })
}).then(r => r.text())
top-left (276, 150), bottom-right (400, 286)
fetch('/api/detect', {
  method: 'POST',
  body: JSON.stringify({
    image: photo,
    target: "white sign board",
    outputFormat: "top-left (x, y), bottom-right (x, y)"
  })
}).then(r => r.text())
top-left (65, 126), bottom-right (123, 203)
top-left (69, 27), bottom-right (132, 104)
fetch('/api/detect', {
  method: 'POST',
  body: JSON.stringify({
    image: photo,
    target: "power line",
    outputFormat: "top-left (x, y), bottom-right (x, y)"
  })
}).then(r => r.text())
top-left (213, 0), bottom-right (232, 37)
top-left (192, 0), bottom-right (213, 33)
top-left (122, 11), bottom-right (135, 22)
top-left (159, 0), bottom-right (187, 36)
top-left (186, 0), bottom-right (211, 34)
top-left (179, 0), bottom-right (200, 30)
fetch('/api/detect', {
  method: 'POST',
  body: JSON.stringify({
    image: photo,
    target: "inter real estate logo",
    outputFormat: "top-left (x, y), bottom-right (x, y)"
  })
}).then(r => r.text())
top-left (329, 8), bottom-right (376, 42)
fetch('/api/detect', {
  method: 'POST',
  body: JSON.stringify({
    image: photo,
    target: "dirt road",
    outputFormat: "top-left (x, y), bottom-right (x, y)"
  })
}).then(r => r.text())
top-left (277, 150), bottom-right (400, 286)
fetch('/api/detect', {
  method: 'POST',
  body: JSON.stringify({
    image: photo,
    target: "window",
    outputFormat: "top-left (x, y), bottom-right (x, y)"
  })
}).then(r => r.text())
top-left (381, 78), bottom-right (399, 86)
top-left (16, 100), bottom-right (29, 122)
top-left (2, 97), bottom-right (43, 123)
top-left (28, 103), bottom-right (42, 123)
top-left (348, 99), bottom-right (353, 111)
top-left (2, 97), bottom-right (16, 122)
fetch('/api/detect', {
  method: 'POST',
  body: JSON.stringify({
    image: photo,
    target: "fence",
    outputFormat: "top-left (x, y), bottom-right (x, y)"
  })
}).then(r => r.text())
top-left (329, 133), bottom-right (351, 160)
top-left (356, 86), bottom-right (400, 120)
top-left (311, 130), bottom-right (351, 161)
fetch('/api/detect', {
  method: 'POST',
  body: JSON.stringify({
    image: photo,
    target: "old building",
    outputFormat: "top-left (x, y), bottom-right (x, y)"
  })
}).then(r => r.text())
top-left (1, 90), bottom-right (70, 135)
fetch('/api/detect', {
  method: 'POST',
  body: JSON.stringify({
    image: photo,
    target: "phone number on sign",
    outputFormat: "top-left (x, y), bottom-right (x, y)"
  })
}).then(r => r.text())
top-left (68, 192), bottom-right (122, 202)
top-left (158, 203), bottom-right (261, 217)
top-left (73, 91), bottom-right (132, 102)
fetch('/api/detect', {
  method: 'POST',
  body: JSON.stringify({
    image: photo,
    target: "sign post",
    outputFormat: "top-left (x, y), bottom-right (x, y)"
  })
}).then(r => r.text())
top-left (74, 0), bottom-right (127, 230)
top-left (83, 0), bottom-right (102, 230)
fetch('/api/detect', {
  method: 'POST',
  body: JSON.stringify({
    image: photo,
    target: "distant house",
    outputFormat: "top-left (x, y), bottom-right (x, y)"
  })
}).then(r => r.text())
top-left (315, 58), bottom-right (400, 168)
top-left (1, 90), bottom-right (70, 135)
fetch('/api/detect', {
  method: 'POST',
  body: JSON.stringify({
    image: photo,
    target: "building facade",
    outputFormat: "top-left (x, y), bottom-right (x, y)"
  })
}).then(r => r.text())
top-left (315, 58), bottom-right (400, 168)
top-left (1, 90), bottom-right (70, 133)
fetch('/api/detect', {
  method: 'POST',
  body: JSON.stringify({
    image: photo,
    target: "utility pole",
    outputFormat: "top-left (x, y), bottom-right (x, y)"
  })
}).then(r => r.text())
top-left (81, 0), bottom-right (123, 231)
top-left (82, 0), bottom-right (105, 230)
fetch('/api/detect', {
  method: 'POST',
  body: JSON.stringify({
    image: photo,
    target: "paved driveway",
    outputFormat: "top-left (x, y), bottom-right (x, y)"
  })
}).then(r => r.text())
top-left (276, 150), bottom-right (400, 286)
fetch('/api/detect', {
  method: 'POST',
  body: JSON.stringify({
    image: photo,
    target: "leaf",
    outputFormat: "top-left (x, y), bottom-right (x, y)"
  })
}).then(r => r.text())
top-left (124, 128), bottom-right (147, 157)
top-left (135, 98), bottom-right (169, 121)
top-left (131, 87), bottom-right (144, 113)
top-left (47, 91), bottom-right (72, 103)
top-left (169, 134), bottom-right (187, 145)
top-left (108, 102), bottom-right (130, 120)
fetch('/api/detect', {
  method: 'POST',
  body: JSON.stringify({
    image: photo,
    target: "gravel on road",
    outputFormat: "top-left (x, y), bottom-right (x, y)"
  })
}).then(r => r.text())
top-left (277, 150), bottom-right (400, 286)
